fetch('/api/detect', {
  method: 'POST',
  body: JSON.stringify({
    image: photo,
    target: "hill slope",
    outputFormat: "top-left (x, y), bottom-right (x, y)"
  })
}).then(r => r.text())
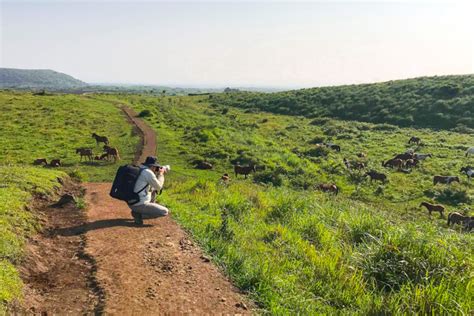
top-left (211, 75), bottom-right (474, 130)
top-left (0, 68), bottom-right (87, 89)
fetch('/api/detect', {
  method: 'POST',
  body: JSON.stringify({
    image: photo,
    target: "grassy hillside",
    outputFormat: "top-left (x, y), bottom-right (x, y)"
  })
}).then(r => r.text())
top-left (98, 94), bottom-right (473, 314)
top-left (0, 91), bottom-right (140, 309)
top-left (0, 68), bottom-right (87, 89)
top-left (0, 91), bottom-right (139, 182)
top-left (211, 75), bottom-right (474, 130)
top-left (0, 166), bottom-right (66, 310)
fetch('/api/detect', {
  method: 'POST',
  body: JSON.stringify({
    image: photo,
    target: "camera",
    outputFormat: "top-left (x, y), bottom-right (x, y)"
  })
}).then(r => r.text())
top-left (160, 165), bottom-right (171, 173)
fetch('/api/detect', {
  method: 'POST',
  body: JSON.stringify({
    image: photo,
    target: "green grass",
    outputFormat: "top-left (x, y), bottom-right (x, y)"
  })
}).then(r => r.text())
top-left (0, 166), bottom-right (66, 308)
top-left (1, 91), bottom-right (472, 313)
top-left (100, 93), bottom-right (473, 314)
top-left (0, 91), bottom-right (139, 182)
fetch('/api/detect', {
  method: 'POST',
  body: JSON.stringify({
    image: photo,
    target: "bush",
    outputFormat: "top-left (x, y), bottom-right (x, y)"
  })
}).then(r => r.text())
top-left (433, 187), bottom-right (471, 205)
top-left (254, 170), bottom-right (283, 187)
top-left (138, 109), bottom-right (152, 117)
top-left (305, 146), bottom-right (330, 157)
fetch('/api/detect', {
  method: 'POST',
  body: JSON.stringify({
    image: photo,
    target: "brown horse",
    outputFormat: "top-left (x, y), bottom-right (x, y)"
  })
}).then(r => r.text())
top-left (317, 183), bottom-right (339, 195)
top-left (404, 159), bottom-right (419, 168)
top-left (344, 158), bottom-right (364, 171)
top-left (196, 161), bottom-right (213, 169)
top-left (433, 176), bottom-right (460, 185)
top-left (49, 159), bottom-right (61, 167)
top-left (33, 158), bottom-right (48, 165)
top-left (420, 202), bottom-right (445, 217)
top-left (447, 212), bottom-right (472, 226)
top-left (234, 164), bottom-right (256, 179)
top-left (382, 158), bottom-right (403, 169)
top-left (103, 145), bottom-right (120, 162)
top-left (76, 148), bottom-right (93, 161)
top-left (393, 152), bottom-right (414, 161)
top-left (364, 171), bottom-right (387, 183)
top-left (408, 136), bottom-right (421, 144)
top-left (92, 133), bottom-right (109, 145)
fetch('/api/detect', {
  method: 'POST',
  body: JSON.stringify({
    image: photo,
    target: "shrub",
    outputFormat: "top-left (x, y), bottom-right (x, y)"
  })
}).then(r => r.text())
top-left (138, 109), bottom-right (152, 117)
top-left (305, 146), bottom-right (330, 157)
top-left (254, 170), bottom-right (283, 187)
top-left (433, 187), bottom-right (471, 205)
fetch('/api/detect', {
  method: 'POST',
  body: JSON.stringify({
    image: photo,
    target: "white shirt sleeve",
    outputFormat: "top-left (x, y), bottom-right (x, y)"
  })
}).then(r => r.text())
top-left (146, 170), bottom-right (164, 191)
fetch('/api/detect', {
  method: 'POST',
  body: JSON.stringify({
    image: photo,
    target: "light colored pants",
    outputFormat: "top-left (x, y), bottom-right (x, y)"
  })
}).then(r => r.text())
top-left (130, 202), bottom-right (169, 219)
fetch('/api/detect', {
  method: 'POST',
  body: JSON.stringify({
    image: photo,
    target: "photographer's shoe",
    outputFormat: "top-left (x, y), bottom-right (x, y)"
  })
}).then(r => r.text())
top-left (131, 211), bottom-right (143, 226)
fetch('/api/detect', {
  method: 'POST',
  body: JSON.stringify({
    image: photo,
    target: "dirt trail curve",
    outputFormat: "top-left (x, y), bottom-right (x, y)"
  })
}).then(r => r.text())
top-left (83, 106), bottom-right (251, 314)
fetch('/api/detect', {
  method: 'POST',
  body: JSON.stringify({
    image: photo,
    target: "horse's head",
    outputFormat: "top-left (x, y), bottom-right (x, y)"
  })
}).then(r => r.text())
top-left (453, 177), bottom-right (460, 182)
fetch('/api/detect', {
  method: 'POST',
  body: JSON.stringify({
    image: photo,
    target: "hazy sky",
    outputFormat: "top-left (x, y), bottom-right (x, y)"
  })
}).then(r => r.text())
top-left (1, 1), bottom-right (473, 87)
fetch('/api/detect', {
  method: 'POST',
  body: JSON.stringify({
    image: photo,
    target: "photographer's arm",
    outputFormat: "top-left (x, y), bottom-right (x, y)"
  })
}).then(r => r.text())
top-left (149, 173), bottom-right (164, 191)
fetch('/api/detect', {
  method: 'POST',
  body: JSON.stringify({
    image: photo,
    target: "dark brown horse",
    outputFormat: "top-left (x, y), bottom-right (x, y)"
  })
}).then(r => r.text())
top-left (447, 212), bottom-right (472, 226)
top-left (317, 183), bottom-right (339, 195)
top-left (33, 158), bottom-right (48, 165)
top-left (393, 152), bottom-right (414, 161)
top-left (76, 148), bottom-right (93, 161)
top-left (382, 158), bottom-right (403, 169)
top-left (404, 159), bottom-right (419, 168)
top-left (49, 159), bottom-right (61, 167)
top-left (408, 136), bottom-right (421, 144)
top-left (92, 133), bottom-right (109, 145)
top-left (364, 171), bottom-right (387, 183)
top-left (433, 176), bottom-right (460, 185)
top-left (234, 164), bottom-right (256, 179)
top-left (103, 145), bottom-right (120, 162)
top-left (420, 202), bottom-right (445, 217)
top-left (195, 161), bottom-right (213, 169)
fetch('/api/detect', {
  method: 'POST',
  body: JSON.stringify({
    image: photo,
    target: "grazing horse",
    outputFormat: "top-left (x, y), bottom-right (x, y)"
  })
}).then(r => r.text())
top-left (404, 159), bottom-right (419, 168)
top-left (460, 166), bottom-right (473, 180)
top-left (234, 164), bottom-right (256, 179)
top-left (414, 153), bottom-right (432, 160)
top-left (364, 171), bottom-right (387, 183)
top-left (103, 145), bottom-right (120, 162)
top-left (76, 148), bottom-right (93, 161)
top-left (382, 158), bottom-right (403, 169)
top-left (92, 133), bottom-right (109, 145)
top-left (344, 158), bottom-right (365, 171)
top-left (447, 212), bottom-right (472, 226)
top-left (393, 152), bottom-right (414, 161)
top-left (433, 176), bottom-right (460, 185)
top-left (195, 161), bottom-right (213, 170)
top-left (33, 158), bottom-right (48, 165)
top-left (408, 136), bottom-right (421, 144)
top-left (317, 183), bottom-right (339, 195)
top-left (420, 202), bottom-right (445, 217)
top-left (465, 219), bottom-right (474, 232)
top-left (465, 147), bottom-right (474, 157)
top-left (49, 159), bottom-right (61, 167)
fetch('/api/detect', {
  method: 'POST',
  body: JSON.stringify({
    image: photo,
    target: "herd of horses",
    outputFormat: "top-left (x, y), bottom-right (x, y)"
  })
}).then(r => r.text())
top-left (214, 136), bottom-right (473, 231)
top-left (33, 133), bottom-right (120, 168)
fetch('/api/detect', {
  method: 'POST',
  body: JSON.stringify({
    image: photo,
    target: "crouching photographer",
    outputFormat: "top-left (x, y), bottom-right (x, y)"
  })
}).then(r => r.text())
top-left (130, 156), bottom-right (170, 225)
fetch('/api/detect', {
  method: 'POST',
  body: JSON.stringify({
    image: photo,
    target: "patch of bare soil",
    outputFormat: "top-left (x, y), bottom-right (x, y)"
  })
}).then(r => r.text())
top-left (8, 179), bottom-right (104, 314)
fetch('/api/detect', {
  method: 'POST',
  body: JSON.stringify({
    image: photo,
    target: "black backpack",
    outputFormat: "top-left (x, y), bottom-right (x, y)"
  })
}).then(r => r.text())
top-left (110, 165), bottom-right (148, 205)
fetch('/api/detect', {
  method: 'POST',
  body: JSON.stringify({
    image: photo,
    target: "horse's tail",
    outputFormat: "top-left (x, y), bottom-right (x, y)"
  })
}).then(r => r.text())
top-left (447, 213), bottom-right (452, 225)
top-left (334, 186), bottom-right (339, 195)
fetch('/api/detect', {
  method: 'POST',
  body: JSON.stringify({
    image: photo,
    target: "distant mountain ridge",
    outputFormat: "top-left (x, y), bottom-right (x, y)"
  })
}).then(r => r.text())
top-left (0, 68), bottom-right (87, 89)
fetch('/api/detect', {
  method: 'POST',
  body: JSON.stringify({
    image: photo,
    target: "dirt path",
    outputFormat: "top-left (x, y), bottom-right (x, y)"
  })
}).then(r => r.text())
top-left (82, 107), bottom-right (251, 314)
